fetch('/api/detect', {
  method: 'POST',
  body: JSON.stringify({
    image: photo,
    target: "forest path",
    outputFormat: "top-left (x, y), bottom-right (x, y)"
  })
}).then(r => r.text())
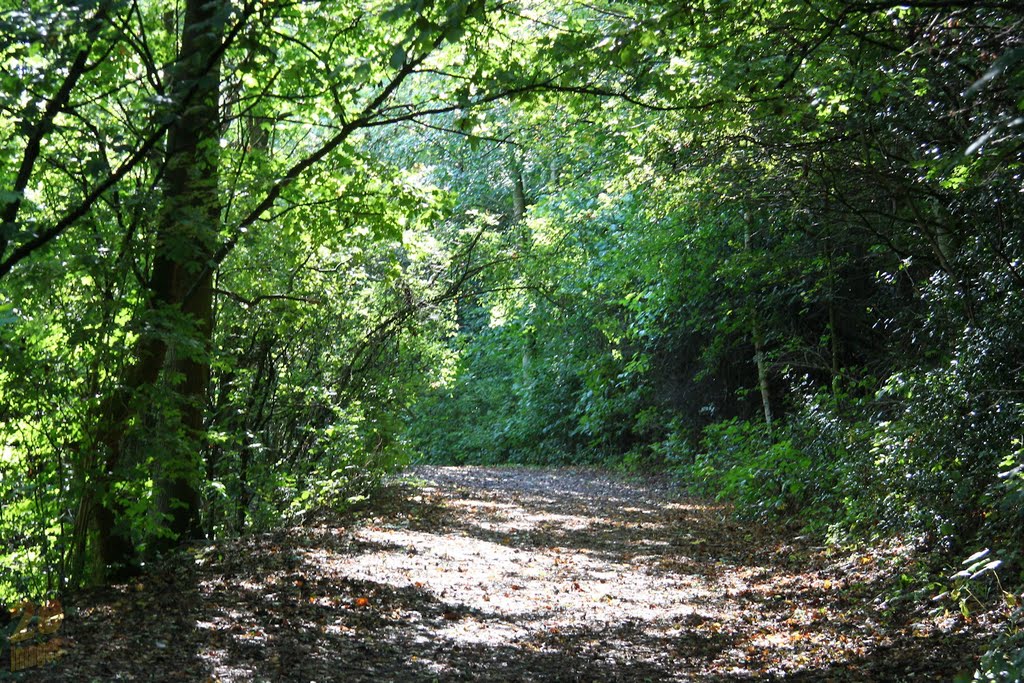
top-left (32, 466), bottom-right (981, 681)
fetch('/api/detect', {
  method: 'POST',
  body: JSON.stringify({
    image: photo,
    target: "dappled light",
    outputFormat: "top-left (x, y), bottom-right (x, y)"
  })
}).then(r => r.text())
top-left (27, 467), bottom-right (985, 681)
top-left (2, 0), bottom-right (1022, 678)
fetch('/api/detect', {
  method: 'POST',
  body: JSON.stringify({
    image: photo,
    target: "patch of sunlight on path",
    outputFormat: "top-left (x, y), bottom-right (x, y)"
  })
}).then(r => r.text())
top-left (290, 465), bottom-right (843, 679)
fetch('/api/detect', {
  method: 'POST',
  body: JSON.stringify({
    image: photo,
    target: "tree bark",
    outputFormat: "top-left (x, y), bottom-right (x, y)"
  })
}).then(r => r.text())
top-left (510, 151), bottom-right (527, 223)
top-left (150, 0), bottom-right (224, 547)
top-left (744, 213), bottom-right (773, 434)
top-left (826, 249), bottom-right (842, 397)
top-left (88, 0), bottom-right (225, 572)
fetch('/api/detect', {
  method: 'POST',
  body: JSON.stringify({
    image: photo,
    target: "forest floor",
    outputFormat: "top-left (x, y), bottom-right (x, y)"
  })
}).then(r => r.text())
top-left (13, 466), bottom-right (994, 681)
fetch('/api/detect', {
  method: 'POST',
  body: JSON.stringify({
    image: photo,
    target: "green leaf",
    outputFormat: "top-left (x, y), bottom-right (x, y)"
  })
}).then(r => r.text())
top-left (0, 304), bottom-right (16, 327)
top-left (389, 45), bottom-right (407, 70)
top-left (445, 24), bottom-right (466, 44)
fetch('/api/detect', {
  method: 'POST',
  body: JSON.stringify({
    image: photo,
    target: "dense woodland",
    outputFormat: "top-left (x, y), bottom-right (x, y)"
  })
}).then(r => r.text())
top-left (1, 0), bottom-right (1022, 676)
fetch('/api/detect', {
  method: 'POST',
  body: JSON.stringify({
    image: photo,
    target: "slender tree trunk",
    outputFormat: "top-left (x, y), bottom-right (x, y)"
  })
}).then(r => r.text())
top-left (752, 321), bottom-right (773, 433)
top-left (510, 149), bottom-right (527, 223)
top-left (744, 213), bottom-right (773, 434)
top-left (507, 147), bottom-right (533, 377)
top-left (828, 298), bottom-right (841, 395)
top-left (826, 249), bottom-right (842, 397)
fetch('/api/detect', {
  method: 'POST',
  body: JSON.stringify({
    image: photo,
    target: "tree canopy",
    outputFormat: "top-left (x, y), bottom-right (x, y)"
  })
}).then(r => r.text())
top-left (2, 0), bottom-right (1023, 676)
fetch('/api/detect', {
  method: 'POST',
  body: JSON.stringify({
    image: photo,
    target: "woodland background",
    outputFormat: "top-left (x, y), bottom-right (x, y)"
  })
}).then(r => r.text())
top-left (1, 0), bottom-right (1022, 676)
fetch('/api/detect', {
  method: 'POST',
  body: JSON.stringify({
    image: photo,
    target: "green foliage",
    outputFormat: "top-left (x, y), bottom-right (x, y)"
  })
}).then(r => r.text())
top-left (1, 2), bottom-right (1023, 658)
top-left (686, 419), bottom-right (815, 522)
top-left (399, 24), bottom-right (1024, 674)
top-left (0, 0), bottom-right (556, 596)
top-left (966, 644), bottom-right (1024, 683)
top-left (943, 548), bottom-right (1024, 683)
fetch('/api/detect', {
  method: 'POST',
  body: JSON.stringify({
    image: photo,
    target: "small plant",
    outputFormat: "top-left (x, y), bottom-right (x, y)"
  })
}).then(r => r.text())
top-left (959, 631), bottom-right (1024, 683)
top-left (937, 549), bottom-right (1024, 683)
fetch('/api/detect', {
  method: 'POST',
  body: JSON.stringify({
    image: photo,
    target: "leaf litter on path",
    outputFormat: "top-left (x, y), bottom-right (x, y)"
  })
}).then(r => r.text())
top-left (21, 466), bottom-right (987, 681)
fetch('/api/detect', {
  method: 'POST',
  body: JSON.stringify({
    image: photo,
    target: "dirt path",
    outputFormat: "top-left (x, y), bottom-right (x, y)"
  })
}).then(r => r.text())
top-left (26, 466), bottom-right (983, 681)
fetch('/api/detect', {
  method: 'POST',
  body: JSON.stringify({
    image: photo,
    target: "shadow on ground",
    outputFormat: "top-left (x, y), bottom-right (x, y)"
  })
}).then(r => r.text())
top-left (25, 466), bottom-right (984, 681)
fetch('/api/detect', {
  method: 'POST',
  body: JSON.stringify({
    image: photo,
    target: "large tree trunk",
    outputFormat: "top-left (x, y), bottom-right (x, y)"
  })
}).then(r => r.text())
top-left (150, 0), bottom-right (223, 547)
top-left (86, 334), bottom-right (171, 580)
top-left (88, 0), bottom-right (225, 574)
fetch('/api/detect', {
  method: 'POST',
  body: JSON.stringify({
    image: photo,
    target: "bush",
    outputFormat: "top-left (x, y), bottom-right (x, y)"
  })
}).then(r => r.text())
top-left (689, 419), bottom-right (814, 521)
